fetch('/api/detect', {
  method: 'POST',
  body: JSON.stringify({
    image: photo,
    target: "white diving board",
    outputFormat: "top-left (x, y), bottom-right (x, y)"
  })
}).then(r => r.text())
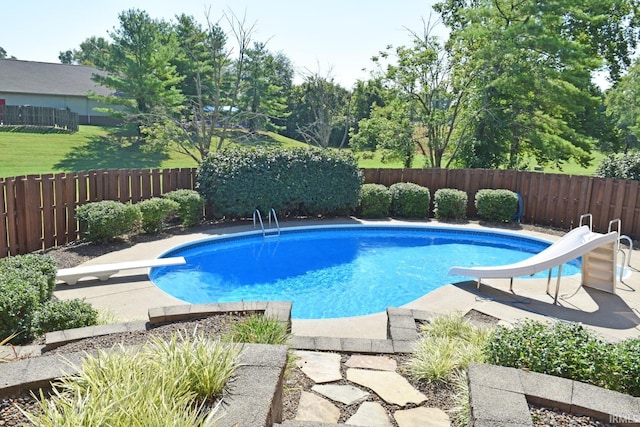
top-left (448, 225), bottom-right (620, 303)
top-left (56, 257), bottom-right (186, 285)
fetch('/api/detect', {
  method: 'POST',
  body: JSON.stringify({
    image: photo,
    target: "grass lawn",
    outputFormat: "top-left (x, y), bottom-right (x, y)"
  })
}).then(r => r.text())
top-left (0, 125), bottom-right (602, 178)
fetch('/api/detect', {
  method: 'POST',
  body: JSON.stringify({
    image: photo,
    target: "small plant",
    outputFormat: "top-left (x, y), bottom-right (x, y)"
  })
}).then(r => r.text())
top-left (0, 331), bottom-right (21, 362)
top-left (137, 197), bottom-right (180, 233)
top-left (433, 188), bottom-right (468, 220)
top-left (27, 333), bottom-right (240, 426)
top-left (389, 182), bottom-right (430, 218)
top-left (474, 189), bottom-right (518, 223)
top-left (76, 200), bottom-right (141, 243)
top-left (405, 313), bottom-right (492, 383)
top-left (163, 189), bottom-right (205, 227)
top-left (358, 184), bottom-right (391, 218)
top-left (31, 299), bottom-right (98, 337)
top-left (224, 315), bottom-right (289, 345)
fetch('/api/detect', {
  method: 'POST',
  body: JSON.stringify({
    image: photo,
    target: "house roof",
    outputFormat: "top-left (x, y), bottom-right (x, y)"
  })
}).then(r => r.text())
top-left (0, 59), bottom-right (113, 97)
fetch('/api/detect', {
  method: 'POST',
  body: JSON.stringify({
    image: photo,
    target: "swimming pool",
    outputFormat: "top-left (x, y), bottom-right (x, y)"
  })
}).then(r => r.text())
top-left (149, 225), bottom-right (581, 319)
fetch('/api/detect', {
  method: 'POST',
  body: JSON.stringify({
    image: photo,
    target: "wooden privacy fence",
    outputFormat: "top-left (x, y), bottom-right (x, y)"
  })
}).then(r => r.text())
top-left (0, 168), bottom-right (197, 258)
top-left (0, 105), bottom-right (79, 132)
top-left (0, 167), bottom-right (638, 258)
top-left (363, 168), bottom-right (640, 240)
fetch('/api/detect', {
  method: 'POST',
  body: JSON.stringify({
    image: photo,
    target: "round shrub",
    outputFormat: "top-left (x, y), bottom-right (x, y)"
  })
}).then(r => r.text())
top-left (434, 188), bottom-right (468, 220)
top-left (76, 200), bottom-right (141, 243)
top-left (475, 189), bottom-right (518, 223)
top-left (596, 150), bottom-right (640, 181)
top-left (163, 189), bottom-right (204, 227)
top-left (0, 253), bottom-right (57, 303)
top-left (358, 184), bottom-right (391, 218)
top-left (31, 299), bottom-right (98, 337)
top-left (0, 272), bottom-right (40, 343)
top-left (137, 198), bottom-right (180, 234)
top-left (389, 182), bottom-right (430, 218)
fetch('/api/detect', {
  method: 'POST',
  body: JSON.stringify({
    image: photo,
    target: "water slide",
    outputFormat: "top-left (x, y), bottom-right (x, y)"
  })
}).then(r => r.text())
top-left (448, 225), bottom-right (620, 303)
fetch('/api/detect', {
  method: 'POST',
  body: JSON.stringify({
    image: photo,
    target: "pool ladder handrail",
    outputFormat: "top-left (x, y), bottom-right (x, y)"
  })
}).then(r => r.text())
top-left (253, 208), bottom-right (280, 237)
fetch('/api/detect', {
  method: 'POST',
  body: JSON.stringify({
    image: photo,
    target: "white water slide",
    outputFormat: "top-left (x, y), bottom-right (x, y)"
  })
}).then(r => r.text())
top-left (448, 222), bottom-right (620, 303)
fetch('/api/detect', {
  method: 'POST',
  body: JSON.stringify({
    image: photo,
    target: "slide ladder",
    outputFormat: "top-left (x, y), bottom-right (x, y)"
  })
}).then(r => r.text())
top-left (581, 217), bottom-right (618, 294)
top-left (253, 208), bottom-right (281, 237)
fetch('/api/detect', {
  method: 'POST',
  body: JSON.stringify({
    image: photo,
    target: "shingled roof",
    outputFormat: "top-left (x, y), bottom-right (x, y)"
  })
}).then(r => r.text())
top-left (0, 59), bottom-right (113, 97)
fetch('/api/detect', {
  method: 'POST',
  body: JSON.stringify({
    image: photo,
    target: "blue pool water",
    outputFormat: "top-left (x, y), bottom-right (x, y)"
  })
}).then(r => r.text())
top-left (150, 226), bottom-right (581, 319)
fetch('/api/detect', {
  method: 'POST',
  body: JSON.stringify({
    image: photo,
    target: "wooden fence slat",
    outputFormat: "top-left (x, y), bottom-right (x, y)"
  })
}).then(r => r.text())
top-left (151, 169), bottom-right (162, 197)
top-left (53, 173), bottom-right (66, 247)
top-left (0, 179), bottom-right (8, 258)
top-left (140, 169), bottom-right (152, 199)
top-left (41, 174), bottom-right (56, 249)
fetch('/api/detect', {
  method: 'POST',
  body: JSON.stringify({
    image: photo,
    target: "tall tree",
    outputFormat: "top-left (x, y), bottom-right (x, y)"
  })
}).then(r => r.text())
top-left (288, 72), bottom-right (351, 148)
top-left (84, 9), bottom-right (184, 129)
top-left (606, 61), bottom-right (640, 153)
top-left (0, 46), bottom-right (6, 59)
top-left (436, 0), bottom-right (638, 169)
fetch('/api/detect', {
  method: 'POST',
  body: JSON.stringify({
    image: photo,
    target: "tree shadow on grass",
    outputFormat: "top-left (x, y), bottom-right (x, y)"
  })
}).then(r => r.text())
top-left (54, 134), bottom-right (170, 172)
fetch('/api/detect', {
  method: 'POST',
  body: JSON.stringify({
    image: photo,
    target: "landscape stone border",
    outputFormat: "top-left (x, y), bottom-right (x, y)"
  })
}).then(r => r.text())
top-left (2, 302), bottom-right (640, 426)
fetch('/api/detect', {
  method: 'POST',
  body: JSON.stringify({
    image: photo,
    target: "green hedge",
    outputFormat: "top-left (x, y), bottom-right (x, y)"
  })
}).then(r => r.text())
top-left (389, 182), bottom-right (430, 218)
top-left (31, 299), bottom-right (98, 336)
top-left (76, 200), bottom-right (141, 243)
top-left (434, 188), bottom-right (468, 220)
top-left (485, 319), bottom-right (640, 396)
top-left (163, 189), bottom-right (204, 227)
top-left (137, 198), bottom-right (180, 234)
top-left (0, 254), bottom-right (97, 344)
top-left (358, 184), bottom-right (391, 218)
top-left (475, 189), bottom-right (518, 223)
top-left (197, 147), bottom-right (362, 218)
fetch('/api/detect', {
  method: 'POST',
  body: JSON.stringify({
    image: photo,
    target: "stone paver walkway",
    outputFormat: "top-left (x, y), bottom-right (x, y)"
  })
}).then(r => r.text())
top-left (292, 350), bottom-right (451, 426)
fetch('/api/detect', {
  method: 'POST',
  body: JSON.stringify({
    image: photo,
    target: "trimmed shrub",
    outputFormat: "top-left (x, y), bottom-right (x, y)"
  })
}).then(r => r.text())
top-left (389, 182), bottom-right (430, 218)
top-left (163, 189), bottom-right (204, 227)
top-left (0, 253), bottom-right (57, 303)
top-left (475, 189), bottom-right (518, 223)
top-left (0, 272), bottom-right (40, 343)
top-left (484, 319), bottom-right (638, 394)
top-left (31, 299), bottom-right (98, 336)
top-left (197, 146), bottom-right (362, 218)
top-left (596, 150), bottom-right (640, 181)
top-left (434, 188), bottom-right (468, 220)
top-left (76, 200), bottom-right (141, 243)
top-left (358, 184), bottom-right (391, 218)
top-left (137, 198), bottom-right (180, 234)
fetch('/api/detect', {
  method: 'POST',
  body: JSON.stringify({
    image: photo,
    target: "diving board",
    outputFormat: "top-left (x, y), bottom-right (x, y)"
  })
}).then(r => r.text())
top-left (448, 225), bottom-right (620, 303)
top-left (56, 257), bottom-right (186, 285)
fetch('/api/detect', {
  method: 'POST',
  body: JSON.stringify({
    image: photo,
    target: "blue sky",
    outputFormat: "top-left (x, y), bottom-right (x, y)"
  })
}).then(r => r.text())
top-left (2, 0), bottom-right (444, 88)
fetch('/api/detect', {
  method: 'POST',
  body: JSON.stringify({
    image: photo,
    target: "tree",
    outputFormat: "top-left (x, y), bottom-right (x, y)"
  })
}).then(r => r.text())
top-left (0, 46), bottom-right (6, 59)
top-left (349, 77), bottom-right (388, 139)
top-left (58, 50), bottom-right (75, 64)
top-left (350, 99), bottom-right (417, 167)
top-left (81, 9), bottom-right (184, 130)
top-left (288, 72), bottom-right (351, 148)
top-left (435, 0), bottom-right (639, 169)
top-left (238, 42), bottom-right (293, 133)
top-left (605, 61), bottom-right (640, 153)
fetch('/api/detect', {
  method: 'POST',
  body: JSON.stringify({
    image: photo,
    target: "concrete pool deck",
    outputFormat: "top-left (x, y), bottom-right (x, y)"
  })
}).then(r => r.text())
top-left (52, 218), bottom-right (640, 342)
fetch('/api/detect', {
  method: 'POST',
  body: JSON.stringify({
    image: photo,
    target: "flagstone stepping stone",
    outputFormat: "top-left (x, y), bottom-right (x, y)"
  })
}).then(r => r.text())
top-left (293, 350), bottom-right (342, 383)
top-left (394, 407), bottom-right (451, 427)
top-left (345, 354), bottom-right (397, 371)
top-left (346, 368), bottom-right (427, 406)
top-left (312, 383), bottom-right (370, 405)
top-left (295, 391), bottom-right (341, 423)
top-left (345, 402), bottom-right (393, 426)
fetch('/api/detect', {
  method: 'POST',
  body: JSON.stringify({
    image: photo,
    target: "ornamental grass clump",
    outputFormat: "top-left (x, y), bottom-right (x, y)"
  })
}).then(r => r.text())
top-left (405, 312), bottom-right (492, 383)
top-left (225, 315), bottom-right (290, 345)
top-left (27, 333), bottom-right (240, 426)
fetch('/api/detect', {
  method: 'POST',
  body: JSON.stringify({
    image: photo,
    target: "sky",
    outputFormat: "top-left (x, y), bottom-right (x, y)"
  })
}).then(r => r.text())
top-left (2, 0), bottom-right (445, 88)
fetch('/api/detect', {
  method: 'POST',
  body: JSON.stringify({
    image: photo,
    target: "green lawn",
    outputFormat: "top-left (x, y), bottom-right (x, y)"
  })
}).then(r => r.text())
top-left (0, 125), bottom-right (602, 178)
